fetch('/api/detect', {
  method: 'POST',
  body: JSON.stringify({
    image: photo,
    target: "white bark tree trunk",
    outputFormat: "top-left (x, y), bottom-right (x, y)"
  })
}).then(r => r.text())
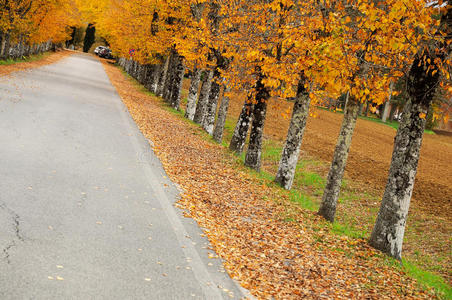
top-left (381, 82), bottom-right (394, 123)
top-left (275, 80), bottom-right (311, 190)
top-left (193, 69), bottom-right (214, 124)
top-left (244, 75), bottom-right (270, 171)
top-left (213, 85), bottom-right (231, 143)
top-left (318, 94), bottom-right (359, 222)
top-left (202, 77), bottom-right (221, 135)
top-left (170, 55), bottom-right (186, 110)
top-left (369, 98), bottom-right (428, 260)
top-left (156, 56), bottom-right (170, 97)
top-left (369, 25), bottom-right (449, 256)
top-left (151, 64), bottom-right (161, 94)
top-left (229, 96), bottom-right (253, 154)
top-left (185, 67), bottom-right (202, 120)
top-left (163, 53), bottom-right (176, 102)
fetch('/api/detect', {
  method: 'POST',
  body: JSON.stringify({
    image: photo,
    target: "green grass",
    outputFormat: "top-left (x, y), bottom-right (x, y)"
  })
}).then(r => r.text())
top-left (318, 106), bottom-right (435, 134)
top-left (0, 52), bottom-right (49, 65)
top-left (359, 114), bottom-right (436, 135)
top-left (331, 222), bottom-right (366, 239)
top-left (300, 171), bottom-right (325, 190)
top-left (289, 190), bottom-right (318, 211)
top-left (403, 260), bottom-right (452, 300)
top-left (261, 140), bottom-right (283, 161)
top-left (382, 257), bottom-right (452, 300)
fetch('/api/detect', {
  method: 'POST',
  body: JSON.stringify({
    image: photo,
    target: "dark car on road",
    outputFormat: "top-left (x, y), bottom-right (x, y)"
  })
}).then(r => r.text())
top-left (98, 47), bottom-right (113, 59)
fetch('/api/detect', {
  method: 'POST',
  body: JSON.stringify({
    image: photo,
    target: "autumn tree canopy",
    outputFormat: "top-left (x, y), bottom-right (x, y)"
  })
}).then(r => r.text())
top-left (0, 0), bottom-right (79, 47)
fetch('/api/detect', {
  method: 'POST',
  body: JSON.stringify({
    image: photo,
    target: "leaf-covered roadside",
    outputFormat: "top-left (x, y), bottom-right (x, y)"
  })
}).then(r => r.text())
top-left (101, 60), bottom-right (436, 299)
top-left (0, 50), bottom-right (72, 76)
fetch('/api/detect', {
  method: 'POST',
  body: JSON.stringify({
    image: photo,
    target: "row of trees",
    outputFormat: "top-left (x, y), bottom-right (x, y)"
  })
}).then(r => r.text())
top-left (88, 0), bottom-right (451, 260)
top-left (0, 0), bottom-right (78, 60)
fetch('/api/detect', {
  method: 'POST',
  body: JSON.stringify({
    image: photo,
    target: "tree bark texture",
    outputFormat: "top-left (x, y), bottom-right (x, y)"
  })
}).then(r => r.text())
top-left (202, 78), bottom-right (221, 135)
top-left (318, 95), bottom-right (360, 222)
top-left (156, 56), bottom-right (170, 97)
top-left (389, 103), bottom-right (398, 121)
top-left (244, 76), bottom-right (270, 171)
top-left (185, 67), bottom-right (202, 120)
top-left (369, 29), bottom-right (449, 257)
top-left (163, 50), bottom-right (178, 104)
top-left (229, 96), bottom-right (253, 154)
top-left (137, 63), bottom-right (145, 84)
top-left (143, 65), bottom-right (155, 91)
top-left (163, 52), bottom-right (176, 102)
top-left (193, 69), bottom-right (214, 124)
top-left (381, 82), bottom-right (394, 123)
top-left (213, 85), bottom-right (231, 143)
top-left (151, 64), bottom-right (161, 94)
top-left (275, 80), bottom-right (311, 190)
top-left (170, 55), bottom-right (186, 110)
top-left (0, 33), bottom-right (55, 60)
top-left (369, 98), bottom-right (428, 259)
top-left (132, 60), bottom-right (139, 79)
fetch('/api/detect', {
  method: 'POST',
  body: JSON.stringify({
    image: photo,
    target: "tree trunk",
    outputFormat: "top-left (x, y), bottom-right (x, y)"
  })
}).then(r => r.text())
top-left (358, 101), bottom-right (364, 116)
top-left (369, 98), bottom-right (428, 259)
top-left (0, 33), bottom-right (3, 58)
top-left (156, 56), bottom-right (170, 97)
top-left (170, 55), bottom-right (186, 110)
top-left (133, 61), bottom-right (138, 78)
top-left (381, 102), bottom-right (391, 123)
top-left (162, 52), bottom-right (174, 102)
top-left (318, 94), bottom-right (360, 222)
top-left (389, 103), bottom-right (398, 121)
top-left (370, 7), bottom-right (452, 259)
top-left (125, 59), bottom-right (131, 73)
top-left (202, 78), bottom-right (221, 135)
top-left (138, 63), bottom-right (146, 84)
top-left (364, 101), bottom-right (370, 117)
top-left (1, 33), bottom-right (10, 59)
top-left (163, 53), bottom-right (176, 102)
top-left (144, 65), bottom-right (155, 91)
top-left (142, 64), bottom-right (150, 86)
top-left (132, 61), bottom-right (139, 79)
top-left (369, 42), bottom-right (446, 259)
top-left (244, 76), bottom-right (270, 171)
top-left (275, 80), bottom-right (311, 190)
top-left (151, 64), bottom-right (161, 94)
top-left (229, 96), bottom-right (253, 154)
top-left (185, 67), bottom-right (202, 120)
top-left (213, 85), bottom-right (231, 143)
top-left (381, 82), bottom-right (394, 123)
top-left (193, 69), bottom-right (214, 124)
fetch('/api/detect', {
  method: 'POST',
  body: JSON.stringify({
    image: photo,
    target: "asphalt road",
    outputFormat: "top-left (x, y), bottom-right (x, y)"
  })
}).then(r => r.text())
top-left (0, 53), bottom-right (247, 299)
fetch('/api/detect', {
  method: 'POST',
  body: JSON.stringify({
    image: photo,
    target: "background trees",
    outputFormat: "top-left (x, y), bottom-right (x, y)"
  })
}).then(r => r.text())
top-left (83, 23), bottom-right (95, 52)
top-left (0, 0), bottom-right (79, 59)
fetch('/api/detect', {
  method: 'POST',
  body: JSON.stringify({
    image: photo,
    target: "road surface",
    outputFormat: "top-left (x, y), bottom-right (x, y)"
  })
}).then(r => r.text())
top-left (0, 53), bottom-right (247, 299)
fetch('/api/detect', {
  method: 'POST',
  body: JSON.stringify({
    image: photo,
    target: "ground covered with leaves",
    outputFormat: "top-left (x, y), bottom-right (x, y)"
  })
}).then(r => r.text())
top-left (102, 60), bottom-right (439, 299)
top-left (0, 50), bottom-right (72, 76)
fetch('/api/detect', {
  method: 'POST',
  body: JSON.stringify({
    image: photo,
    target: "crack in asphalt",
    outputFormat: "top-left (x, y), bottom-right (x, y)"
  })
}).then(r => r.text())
top-left (0, 203), bottom-right (24, 264)
top-left (3, 241), bottom-right (16, 264)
